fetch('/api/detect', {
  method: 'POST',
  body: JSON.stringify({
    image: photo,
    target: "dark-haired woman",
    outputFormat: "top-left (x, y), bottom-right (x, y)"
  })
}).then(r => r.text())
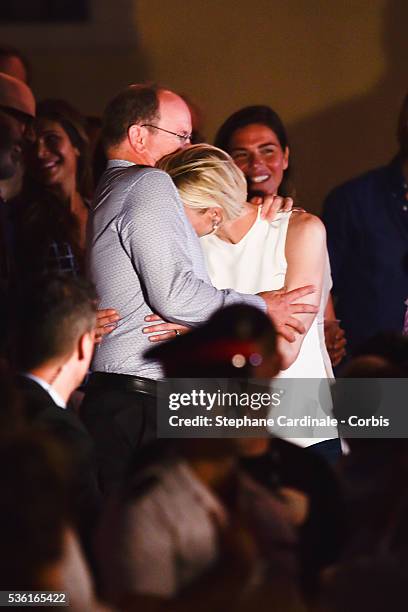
top-left (15, 99), bottom-right (93, 279)
top-left (215, 106), bottom-right (346, 369)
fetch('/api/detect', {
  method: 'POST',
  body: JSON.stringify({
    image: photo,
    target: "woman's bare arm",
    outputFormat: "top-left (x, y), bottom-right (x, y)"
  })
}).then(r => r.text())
top-left (277, 212), bottom-right (326, 369)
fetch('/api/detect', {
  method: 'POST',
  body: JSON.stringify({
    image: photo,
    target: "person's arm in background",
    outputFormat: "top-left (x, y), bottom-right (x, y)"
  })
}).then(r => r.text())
top-left (324, 295), bottom-right (346, 367)
top-left (277, 212), bottom-right (326, 369)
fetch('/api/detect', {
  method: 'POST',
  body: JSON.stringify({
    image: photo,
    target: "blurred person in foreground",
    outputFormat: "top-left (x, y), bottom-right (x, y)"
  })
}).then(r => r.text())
top-left (333, 333), bottom-right (408, 560)
top-left (0, 431), bottom-right (111, 611)
top-left (95, 305), bottom-right (306, 612)
top-left (314, 334), bottom-right (408, 612)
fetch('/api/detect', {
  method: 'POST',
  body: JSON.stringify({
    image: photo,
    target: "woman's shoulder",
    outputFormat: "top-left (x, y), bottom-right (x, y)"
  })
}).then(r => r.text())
top-left (287, 209), bottom-right (326, 238)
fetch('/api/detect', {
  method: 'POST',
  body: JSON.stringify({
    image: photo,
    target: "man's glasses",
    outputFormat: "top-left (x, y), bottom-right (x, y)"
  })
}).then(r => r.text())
top-left (141, 124), bottom-right (191, 144)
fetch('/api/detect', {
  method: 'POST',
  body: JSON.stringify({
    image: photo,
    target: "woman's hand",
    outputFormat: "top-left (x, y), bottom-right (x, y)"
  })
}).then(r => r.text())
top-left (324, 319), bottom-right (347, 367)
top-left (251, 194), bottom-right (298, 221)
top-left (94, 308), bottom-right (119, 345)
top-left (143, 313), bottom-right (191, 342)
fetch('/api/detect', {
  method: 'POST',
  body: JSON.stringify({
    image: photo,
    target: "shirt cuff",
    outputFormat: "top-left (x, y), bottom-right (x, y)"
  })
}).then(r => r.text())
top-left (242, 294), bottom-right (267, 313)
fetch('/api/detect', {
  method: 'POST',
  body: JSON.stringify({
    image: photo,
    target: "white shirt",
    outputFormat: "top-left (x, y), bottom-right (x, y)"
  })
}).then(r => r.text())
top-left (200, 210), bottom-right (337, 445)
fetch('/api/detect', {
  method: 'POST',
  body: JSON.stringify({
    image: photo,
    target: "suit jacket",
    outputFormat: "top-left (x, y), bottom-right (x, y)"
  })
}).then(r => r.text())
top-left (15, 375), bottom-right (101, 540)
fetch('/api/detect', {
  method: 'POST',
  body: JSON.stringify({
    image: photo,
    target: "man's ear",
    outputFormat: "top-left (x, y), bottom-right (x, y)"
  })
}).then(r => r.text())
top-left (128, 124), bottom-right (145, 151)
top-left (77, 331), bottom-right (95, 362)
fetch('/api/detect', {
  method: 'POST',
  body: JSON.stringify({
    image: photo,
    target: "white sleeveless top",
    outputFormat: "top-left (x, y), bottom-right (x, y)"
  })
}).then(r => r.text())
top-left (200, 209), bottom-right (337, 445)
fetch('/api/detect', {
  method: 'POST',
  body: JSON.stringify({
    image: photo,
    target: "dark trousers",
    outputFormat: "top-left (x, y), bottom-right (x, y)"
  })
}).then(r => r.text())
top-left (81, 373), bottom-right (157, 494)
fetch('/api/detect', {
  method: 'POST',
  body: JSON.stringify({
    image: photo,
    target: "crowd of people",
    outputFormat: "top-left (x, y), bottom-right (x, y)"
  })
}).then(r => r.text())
top-left (0, 45), bottom-right (407, 611)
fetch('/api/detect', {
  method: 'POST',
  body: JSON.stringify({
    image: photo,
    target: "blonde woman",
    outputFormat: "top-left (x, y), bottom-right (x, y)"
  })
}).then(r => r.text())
top-left (145, 144), bottom-right (338, 448)
top-left (148, 145), bottom-right (331, 375)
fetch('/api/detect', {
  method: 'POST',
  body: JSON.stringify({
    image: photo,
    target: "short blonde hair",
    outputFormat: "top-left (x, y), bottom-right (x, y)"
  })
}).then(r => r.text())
top-left (157, 144), bottom-right (247, 221)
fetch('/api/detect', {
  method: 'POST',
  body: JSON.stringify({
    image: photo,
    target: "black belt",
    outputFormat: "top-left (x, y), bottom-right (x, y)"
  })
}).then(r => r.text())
top-left (86, 372), bottom-right (157, 397)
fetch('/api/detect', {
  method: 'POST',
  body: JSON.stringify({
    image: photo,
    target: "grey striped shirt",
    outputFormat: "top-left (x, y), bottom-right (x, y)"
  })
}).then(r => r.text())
top-left (88, 160), bottom-right (265, 379)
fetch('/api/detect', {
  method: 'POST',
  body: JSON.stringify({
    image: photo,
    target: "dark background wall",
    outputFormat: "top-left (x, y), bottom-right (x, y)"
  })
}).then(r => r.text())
top-left (0, 0), bottom-right (406, 212)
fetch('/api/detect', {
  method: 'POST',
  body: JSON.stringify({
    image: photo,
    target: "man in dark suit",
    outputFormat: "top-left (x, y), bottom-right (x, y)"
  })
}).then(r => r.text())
top-left (13, 274), bottom-right (100, 543)
top-left (322, 92), bottom-right (408, 354)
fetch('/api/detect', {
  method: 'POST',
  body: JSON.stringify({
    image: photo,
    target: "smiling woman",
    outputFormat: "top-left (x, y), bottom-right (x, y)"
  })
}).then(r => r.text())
top-left (215, 105), bottom-right (294, 200)
top-left (13, 99), bottom-right (93, 279)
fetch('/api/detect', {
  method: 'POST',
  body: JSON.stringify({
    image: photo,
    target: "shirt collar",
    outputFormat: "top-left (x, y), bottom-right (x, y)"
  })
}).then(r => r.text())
top-left (106, 159), bottom-right (136, 169)
top-left (23, 373), bottom-right (66, 409)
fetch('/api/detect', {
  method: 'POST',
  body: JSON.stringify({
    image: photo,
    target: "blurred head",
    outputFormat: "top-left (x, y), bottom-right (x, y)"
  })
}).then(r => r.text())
top-left (214, 105), bottom-right (291, 198)
top-left (102, 84), bottom-right (192, 164)
top-left (27, 99), bottom-right (92, 199)
top-left (157, 143), bottom-right (247, 236)
top-left (397, 91), bottom-right (408, 159)
top-left (0, 431), bottom-right (70, 590)
top-left (334, 333), bottom-right (408, 453)
top-left (14, 274), bottom-right (97, 381)
top-left (146, 304), bottom-right (281, 378)
top-left (0, 46), bottom-right (30, 84)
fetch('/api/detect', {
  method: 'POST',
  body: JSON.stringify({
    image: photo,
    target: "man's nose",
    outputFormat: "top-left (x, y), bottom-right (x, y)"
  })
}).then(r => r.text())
top-left (36, 139), bottom-right (48, 158)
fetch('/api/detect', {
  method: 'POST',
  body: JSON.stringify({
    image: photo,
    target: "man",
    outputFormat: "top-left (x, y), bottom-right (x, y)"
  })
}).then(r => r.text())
top-left (0, 72), bottom-right (35, 355)
top-left (0, 71), bottom-right (34, 187)
top-left (14, 274), bottom-right (100, 541)
top-left (0, 46), bottom-right (29, 84)
top-left (0, 72), bottom-right (116, 356)
top-left (0, 48), bottom-right (31, 202)
top-left (322, 92), bottom-right (408, 354)
top-left (83, 83), bottom-right (319, 492)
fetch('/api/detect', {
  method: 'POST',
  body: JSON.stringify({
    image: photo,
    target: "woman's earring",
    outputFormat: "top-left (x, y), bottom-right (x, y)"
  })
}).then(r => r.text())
top-left (210, 221), bottom-right (219, 235)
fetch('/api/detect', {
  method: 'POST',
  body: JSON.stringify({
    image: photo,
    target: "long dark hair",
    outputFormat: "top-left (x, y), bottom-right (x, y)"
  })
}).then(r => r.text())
top-left (35, 99), bottom-right (93, 200)
top-left (214, 105), bottom-right (294, 198)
